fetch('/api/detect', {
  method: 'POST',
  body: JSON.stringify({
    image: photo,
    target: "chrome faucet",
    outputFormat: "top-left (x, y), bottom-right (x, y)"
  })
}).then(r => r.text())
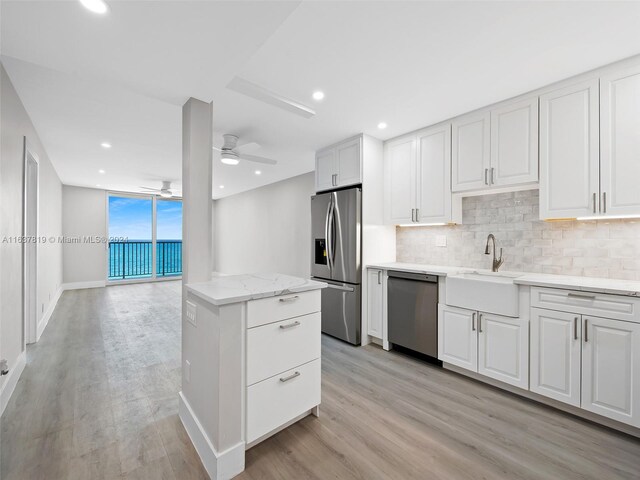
top-left (484, 234), bottom-right (504, 272)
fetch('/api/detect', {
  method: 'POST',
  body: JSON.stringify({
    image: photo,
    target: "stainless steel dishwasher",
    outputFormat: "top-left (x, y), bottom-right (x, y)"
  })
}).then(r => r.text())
top-left (387, 270), bottom-right (439, 360)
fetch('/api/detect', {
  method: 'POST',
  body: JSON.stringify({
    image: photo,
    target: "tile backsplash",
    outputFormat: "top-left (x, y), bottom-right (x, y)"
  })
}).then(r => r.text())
top-left (396, 190), bottom-right (640, 280)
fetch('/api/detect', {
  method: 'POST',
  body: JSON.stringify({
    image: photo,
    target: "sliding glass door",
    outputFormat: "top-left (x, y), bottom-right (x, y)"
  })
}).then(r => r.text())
top-left (108, 193), bottom-right (182, 281)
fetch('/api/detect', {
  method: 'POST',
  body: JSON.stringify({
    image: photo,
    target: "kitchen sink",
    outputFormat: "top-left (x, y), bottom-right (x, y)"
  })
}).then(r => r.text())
top-left (445, 271), bottom-right (523, 317)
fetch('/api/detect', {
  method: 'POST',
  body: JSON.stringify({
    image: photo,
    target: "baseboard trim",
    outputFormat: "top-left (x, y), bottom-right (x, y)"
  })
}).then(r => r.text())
top-left (0, 351), bottom-right (26, 417)
top-left (178, 392), bottom-right (245, 480)
top-left (37, 286), bottom-right (63, 340)
top-left (63, 280), bottom-right (106, 291)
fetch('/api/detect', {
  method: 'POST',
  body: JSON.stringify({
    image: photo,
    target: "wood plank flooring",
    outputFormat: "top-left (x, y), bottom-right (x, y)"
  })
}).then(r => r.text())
top-left (2, 282), bottom-right (639, 479)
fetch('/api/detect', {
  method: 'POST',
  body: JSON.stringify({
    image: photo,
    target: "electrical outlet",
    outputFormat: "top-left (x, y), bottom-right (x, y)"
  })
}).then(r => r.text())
top-left (186, 301), bottom-right (197, 326)
top-left (436, 235), bottom-right (447, 247)
top-left (184, 360), bottom-right (191, 383)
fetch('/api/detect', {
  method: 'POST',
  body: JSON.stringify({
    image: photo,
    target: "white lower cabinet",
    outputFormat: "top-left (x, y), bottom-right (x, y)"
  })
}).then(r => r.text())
top-left (438, 305), bottom-right (477, 371)
top-left (367, 268), bottom-right (383, 339)
top-left (439, 305), bottom-right (528, 389)
top-left (477, 312), bottom-right (529, 389)
top-left (530, 307), bottom-right (582, 406)
top-left (582, 315), bottom-right (640, 427)
top-left (530, 304), bottom-right (640, 428)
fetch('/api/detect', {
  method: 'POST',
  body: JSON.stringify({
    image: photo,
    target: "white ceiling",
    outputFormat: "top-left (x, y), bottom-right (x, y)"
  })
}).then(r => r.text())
top-left (2, 1), bottom-right (640, 199)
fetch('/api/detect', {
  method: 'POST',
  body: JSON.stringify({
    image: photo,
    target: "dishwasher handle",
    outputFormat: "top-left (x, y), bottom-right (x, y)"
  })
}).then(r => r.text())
top-left (387, 270), bottom-right (438, 283)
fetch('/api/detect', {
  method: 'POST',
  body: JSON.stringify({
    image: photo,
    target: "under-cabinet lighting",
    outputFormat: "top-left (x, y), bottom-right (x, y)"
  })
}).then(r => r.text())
top-left (398, 223), bottom-right (448, 227)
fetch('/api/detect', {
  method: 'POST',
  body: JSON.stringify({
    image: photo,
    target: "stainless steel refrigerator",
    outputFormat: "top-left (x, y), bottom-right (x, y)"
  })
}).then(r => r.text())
top-left (310, 187), bottom-right (361, 345)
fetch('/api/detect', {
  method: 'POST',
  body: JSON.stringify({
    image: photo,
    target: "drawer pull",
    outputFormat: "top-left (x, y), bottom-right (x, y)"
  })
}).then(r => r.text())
top-left (574, 317), bottom-right (578, 340)
top-left (584, 318), bottom-right (589, 342)
top-left (279, 321), bottom-right (301, 330)
top-left (279, 371), bottom-right (300, 383)
top-left (279, 295), bottom-right (299, 303)
top-left (567, 292), bottom-right (596, 300)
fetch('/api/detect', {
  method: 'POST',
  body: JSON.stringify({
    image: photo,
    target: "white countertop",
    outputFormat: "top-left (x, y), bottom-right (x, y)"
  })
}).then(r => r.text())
top-left (186, 273), bottom-right (327, 306)
top-left (367, 262), bottom-right (640, 297)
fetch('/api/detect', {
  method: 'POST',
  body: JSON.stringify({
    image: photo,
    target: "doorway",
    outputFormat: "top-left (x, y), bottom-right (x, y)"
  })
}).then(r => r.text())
top-left (23, 139), bottom-right (39, 345)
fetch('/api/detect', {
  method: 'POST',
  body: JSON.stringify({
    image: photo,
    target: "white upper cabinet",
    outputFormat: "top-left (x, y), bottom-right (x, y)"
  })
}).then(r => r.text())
top-left (336, 137), bottom-right (362, 188)
top-left (315, 136), bottom-right (362, 192)
top-left (384, 134), bottom-right (417, 224)
top-left (581, 315), bottom-right (640, 428)
top-left (539, 79), bottom-right (600, 219)
top-left (315, 147), bottom-right (336, 192)
top-left (600, 65), bottom-right (640, 216)
top-left (416, 124), bottom-right (452, 224)
top-left (530, 307), bottom-right (582, 407)
top-left (491, 97), bottom-right (539, 187)
top-left (452, 111), bottom-right (490, 192)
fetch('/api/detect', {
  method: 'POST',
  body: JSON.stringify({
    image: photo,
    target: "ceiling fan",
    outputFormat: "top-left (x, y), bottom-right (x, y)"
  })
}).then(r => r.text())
top-left (139, 181), bottom-right (180, 198)
top-left (213, 134), bottom-right (277, 166)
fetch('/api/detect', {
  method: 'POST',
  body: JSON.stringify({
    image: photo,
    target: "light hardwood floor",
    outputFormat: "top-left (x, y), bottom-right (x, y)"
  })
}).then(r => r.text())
top-left (2, 282), bottom-right (639, 479)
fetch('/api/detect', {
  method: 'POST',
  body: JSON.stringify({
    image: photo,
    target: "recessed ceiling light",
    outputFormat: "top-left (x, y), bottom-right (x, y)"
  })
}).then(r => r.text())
top-left (98, 169), bottom-right (106, 174)
top-left (79, 0), bottom-right (109, 14)
top-left (312, 91), bottom-right (325, 101)
top-left (96, 184), bottom-right (101, 187)
top-left (219, 185), bottom-right (225, 189)
top-left (101, 142), bottom-right (112, 149)
top-left (378, 122), bottom-right (388, 130)
top-left (255, 170), bottom-right (262, 175)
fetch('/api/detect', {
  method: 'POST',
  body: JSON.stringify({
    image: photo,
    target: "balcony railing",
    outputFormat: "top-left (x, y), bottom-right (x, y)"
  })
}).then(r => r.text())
top-left (108, 240), bottom-right (182, 280)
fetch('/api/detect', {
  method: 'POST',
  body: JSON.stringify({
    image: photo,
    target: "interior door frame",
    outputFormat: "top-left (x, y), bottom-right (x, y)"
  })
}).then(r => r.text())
top-left (23, 138), bottom-right (39, 346)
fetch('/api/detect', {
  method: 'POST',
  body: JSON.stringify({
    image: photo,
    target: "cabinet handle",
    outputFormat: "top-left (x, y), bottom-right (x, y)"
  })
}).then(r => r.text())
top-left (279, 320), bottom-right (301, 330)
top-left (593, 193), bottom-right (597, 214)
top-left (484, 168), bottom-right (489, 185)
top-left (411, 208), bottom-right (415, 222)
top-left (478, 313), bottom-right (483, 333)
top-left (279, 295), bottom-right (299, 303)
top-left (602, 192), bottom-right (607, 214)
top-left (574, 317), bottom-right (578, 340)
top-left (584, 318), bottom-right (588, 342)
top-left (471, 312), bottom-right (476, 331)
top-left (415, 208), bottom-right (420, 221)
top-left (567, 292), bottom-right (596, 299)
top-left (279, 371), bottom-right (300, 383)
top-left (490, 167), bottom-right (495, 185)
top-left (377, 270), bottom-right (382, 284)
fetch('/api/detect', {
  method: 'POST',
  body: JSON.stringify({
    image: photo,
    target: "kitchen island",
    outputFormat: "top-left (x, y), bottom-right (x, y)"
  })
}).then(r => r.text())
top-left (179, 273), bottom-right (326, 480)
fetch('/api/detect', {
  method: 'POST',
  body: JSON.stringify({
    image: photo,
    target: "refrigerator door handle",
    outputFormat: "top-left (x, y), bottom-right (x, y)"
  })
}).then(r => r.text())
top-left (324, 199), bottom-right (333, 272)
top-left (325, 282), bottom-right (355, 292)
top-left (328, 194), bottom-right (337, 268)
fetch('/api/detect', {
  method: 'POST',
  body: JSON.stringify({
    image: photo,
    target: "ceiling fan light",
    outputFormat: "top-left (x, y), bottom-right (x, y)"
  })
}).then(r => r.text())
top-left (221, 156), bottom-right (240, 165)
top-left (160, 191), bottom-right (172, 198)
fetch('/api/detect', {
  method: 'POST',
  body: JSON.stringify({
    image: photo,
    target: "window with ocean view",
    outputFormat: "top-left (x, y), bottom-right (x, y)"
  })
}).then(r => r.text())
top-left (108, 195), bottom-right (182, 281)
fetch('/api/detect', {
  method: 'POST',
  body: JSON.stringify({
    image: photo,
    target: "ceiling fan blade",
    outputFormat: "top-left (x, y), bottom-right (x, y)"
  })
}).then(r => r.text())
top-left (138, 186), bottom-right (160, 191)
top-left (241, 153), bottom-right (277, 165)
top-left (212, 146), bottom-right (222, 152)
top-left (236, 141), bottom-right (261, 153)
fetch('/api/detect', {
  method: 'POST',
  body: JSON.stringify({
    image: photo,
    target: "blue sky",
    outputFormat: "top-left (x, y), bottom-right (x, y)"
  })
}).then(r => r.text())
top-left (108, 196), bottom-right (182, 240)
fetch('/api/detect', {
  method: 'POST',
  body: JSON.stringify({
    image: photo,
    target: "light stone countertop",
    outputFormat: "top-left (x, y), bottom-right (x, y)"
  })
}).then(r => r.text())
top-left (186, 273), bottom-right (327, 306)
top-left (367, 262), bottom-right (640, 297)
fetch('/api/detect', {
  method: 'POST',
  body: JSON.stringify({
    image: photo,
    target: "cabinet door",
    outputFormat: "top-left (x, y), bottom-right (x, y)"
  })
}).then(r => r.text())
top-left (491, 97), bottom-right (539, 187)
top-left (315, 147), bottom-right (336, 192)
top-left (384, 134), bottom-right (416, 224)
top-left (416, 124), bottom-right (452, 223)
top-left (600, 66), bottom-right (640, 217)
top-left (336, 137), bottom-right (362, 188)
top-left (367, 269), bottom-right (383, 339)
top-left (582, 315), bottom-right (640, 427)
top-left (539, 79), bottom-right (600, 219)
top-left (478, 312), bottom-right (529, 389)
top-left (452, 111), bottom-right (491, 192)
top-left (438, 305), bottom-right (477, 372)
top-left (530, 308), bottom-right (581, 406)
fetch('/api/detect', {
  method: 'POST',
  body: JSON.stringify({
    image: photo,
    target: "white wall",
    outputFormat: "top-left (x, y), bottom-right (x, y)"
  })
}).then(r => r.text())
top-left (1, 64), bottom-right (63, 398)
top-left (214, 172), bottom-right (314, 277)
top-left (62, 186), bottom-right (107, 285)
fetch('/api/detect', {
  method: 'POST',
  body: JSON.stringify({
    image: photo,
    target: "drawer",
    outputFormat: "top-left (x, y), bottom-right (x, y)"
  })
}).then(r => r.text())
top-left (246, 358), bottom-right (321, 443)
top-left (247, 290), bottom-right (320, 328)
top-left (247, 313), bottom-right (321, 385)
top-left (531, 287), bottom-right (640, 323)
